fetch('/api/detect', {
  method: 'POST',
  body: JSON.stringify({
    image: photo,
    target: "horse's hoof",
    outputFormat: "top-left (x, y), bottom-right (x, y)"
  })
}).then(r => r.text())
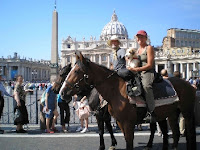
top-left (98, 145), bottom-right (105, 150)
top-left (171, 144), bottom-right (178, 150)
top-left (108, 146), bottom-right (116, 150)
top-left (143, 147), bottom-right (151, 150)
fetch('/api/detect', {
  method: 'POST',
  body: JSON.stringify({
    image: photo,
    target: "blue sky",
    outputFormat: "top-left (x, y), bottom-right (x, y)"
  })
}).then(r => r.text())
top-left (1, 0), bottom-right (200, 60)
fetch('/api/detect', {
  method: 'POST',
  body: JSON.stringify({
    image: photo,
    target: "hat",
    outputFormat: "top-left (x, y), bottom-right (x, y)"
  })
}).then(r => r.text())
top-left (136, 30), bottom-right (147, 37)
top-left (107, 35), bottom-right (121, 46)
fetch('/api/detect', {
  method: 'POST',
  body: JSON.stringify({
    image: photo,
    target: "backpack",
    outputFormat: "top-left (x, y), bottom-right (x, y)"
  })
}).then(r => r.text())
top-left (40, 90), bottom-right (47, 106)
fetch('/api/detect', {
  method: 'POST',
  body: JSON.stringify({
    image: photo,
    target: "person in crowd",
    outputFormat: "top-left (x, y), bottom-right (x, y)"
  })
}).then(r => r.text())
top-left (57, 94), bottom-right (71, 133)
top-left (6, 81), bottom-right (13, 96)
top-left (192, 79), bottom-right (197, 89)
top-left (127, 30), bottom-right (156, 123)
top-left (0, 75), bottom-right (13, 134)
top-left (44, 79), bottom-right (59, 133)
top-left (173, 71), bottom-right (182, 78)
top-left (196, 77), bottom-right (200, 90)
top-left (160, 69), bottom-right (168, 79)
top-left (73, 95), bottom-right (90, 133)
top-left (13, 75), bottom-right (32, 133)
top-left (173, 71), bottom-right (185, 137)
top-left (188, 77), bottom-right (193, 85)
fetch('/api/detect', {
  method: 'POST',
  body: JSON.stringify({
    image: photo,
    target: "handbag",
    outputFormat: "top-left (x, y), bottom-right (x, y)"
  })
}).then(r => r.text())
top-left (76, 105), bottom-right (90, 119)
top-left (14, 108), bottom-right (23, 124)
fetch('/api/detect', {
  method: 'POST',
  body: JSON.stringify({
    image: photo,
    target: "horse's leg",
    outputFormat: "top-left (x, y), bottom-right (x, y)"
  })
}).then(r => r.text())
top-left (145, 122), bottom-right (156, 149)
top-left (105, 118), bottom-right (117, 148)
top-left (183, 111), bottom-right (196, 150)
top-left (96, 115), bottom-right (105, 150)
top-left (121, 121), bottom-right (134, 150)
top-left (158, 119), bottom-right (169, 150)
top-left (168, 109), bottom-right (180, 150)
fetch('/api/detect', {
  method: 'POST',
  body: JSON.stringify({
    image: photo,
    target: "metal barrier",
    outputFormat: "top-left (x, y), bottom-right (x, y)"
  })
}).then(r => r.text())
top-left (2, 89), bottom-right (200, 126)
top-left (0, 89), bottom-right (100, 125)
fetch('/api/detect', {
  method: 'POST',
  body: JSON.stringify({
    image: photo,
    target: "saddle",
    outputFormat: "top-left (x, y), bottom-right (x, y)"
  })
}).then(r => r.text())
top-left (127, 79), bottom-right (179, 108)
top-left (126, 73), bottom-right (143, 97)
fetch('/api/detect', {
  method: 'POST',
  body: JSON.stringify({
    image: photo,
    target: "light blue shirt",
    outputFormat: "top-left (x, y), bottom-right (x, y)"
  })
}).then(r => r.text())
top-left (110, 48), bottom-right (126, 70)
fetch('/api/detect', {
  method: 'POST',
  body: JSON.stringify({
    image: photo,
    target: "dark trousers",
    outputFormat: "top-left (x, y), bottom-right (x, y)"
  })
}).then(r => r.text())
top-left (58, 102), bottom-right (70, 126)
top-left (117, 68), bottom-right (135, 81)
top-left (0, 96), bottom-right (4, 119)
top-left (14, 100), bottom-right (29, 125)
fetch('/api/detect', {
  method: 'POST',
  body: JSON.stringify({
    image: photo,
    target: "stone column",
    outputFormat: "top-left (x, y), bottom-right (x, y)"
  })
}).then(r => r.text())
top-left (40, 69), bottom-right (42, 81)
top-left (107, 54), bottom-right (110, 68)
top-left (93, 54), bottom-right (96, 63)
top-left (8, 66), bottom-right (12, 80)
top-left (99, 55), bottom-right (102, 65)
top-left (164, 63), bottom-right (167, 69)
top-left (174, 63), bottom-right (178, 72)
top-left (193, 62), bottom-right (196, 71)
top-left (30, 68), bottom-right (33, 81)
top-left (186, 63), bottom-right (190, 80)
top-left (1, 65), bottom-right (4, 76)
top-left (17, 65), bottom-right (21, 76)
top-left (21, 66), bottom-right (25, 79)
top-left (180, 63), bottom-right (183, 74)
top-left (50, 8), bottom-right (58, 82)
top-left (155, 64), bottom-right (158, 72)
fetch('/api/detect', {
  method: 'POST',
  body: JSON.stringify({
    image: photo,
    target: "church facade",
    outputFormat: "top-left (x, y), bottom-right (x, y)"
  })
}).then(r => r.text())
top-left (61, 12), bottom-right (200, 80)
top-left (0, 52), bottom-right (51, 81)
top-left (61, 11), bottom-right (150, 68)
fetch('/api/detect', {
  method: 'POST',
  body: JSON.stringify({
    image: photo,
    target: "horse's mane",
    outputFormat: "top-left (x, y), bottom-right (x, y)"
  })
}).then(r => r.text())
top-left (86, 58), bottom-right (119, 77)
top-left (59, 63), bottom-right (71, 76)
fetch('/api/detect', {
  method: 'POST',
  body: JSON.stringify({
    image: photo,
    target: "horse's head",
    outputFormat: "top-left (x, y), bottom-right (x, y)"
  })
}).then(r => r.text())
top-left (59, 52), bottom-right (93, 100)
top-left (52, 63), bottom-right (72, 94)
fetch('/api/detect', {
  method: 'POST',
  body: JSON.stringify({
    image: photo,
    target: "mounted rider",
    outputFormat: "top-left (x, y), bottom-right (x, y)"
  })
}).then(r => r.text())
top-left (108, 35), bottom-right (143, 97)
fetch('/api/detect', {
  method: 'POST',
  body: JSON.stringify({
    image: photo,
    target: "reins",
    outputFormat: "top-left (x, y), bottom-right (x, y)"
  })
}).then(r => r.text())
top-left (64, 59), bottom-right (117, 93)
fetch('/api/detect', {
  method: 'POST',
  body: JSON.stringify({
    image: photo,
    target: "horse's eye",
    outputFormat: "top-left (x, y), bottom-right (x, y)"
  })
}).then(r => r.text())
top-left (74, 70), bottom-right (79, 74)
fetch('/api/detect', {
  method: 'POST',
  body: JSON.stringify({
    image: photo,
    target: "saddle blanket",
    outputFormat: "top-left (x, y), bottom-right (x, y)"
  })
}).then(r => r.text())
top-left (129, 79), bottom-right (179, 107)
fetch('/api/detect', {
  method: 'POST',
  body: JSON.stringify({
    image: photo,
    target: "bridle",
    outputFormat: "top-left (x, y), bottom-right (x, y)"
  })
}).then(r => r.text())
top-left (63, 59), bottom-right (117, 94)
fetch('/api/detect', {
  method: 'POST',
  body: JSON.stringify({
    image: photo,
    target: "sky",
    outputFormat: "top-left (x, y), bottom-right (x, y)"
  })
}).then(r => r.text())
top-left (1, 0), bottom-right (200, 61)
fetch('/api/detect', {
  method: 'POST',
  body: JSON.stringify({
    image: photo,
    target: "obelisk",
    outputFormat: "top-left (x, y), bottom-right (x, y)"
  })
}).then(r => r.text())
top-left (50, 0), bottom-right (58, 82)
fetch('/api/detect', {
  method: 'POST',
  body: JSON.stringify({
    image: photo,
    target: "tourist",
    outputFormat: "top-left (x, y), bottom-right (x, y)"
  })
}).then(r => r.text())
top-left (44, 79), bottom-right (59, 133)
top-left (0, 75), bottom-right (13, 134)
top-left (14, 75), bottom-right (32, 133)
top-left (127, 30), bottom-right (156, 123)
top-left (57, 94), bottom-right (71, 133)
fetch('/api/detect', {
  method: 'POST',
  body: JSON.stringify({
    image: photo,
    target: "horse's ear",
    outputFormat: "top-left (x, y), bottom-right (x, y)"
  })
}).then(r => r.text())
top-left (79, 52), bottom-right (86, 64)
top-left (75, 52), bottom-right (80, 61)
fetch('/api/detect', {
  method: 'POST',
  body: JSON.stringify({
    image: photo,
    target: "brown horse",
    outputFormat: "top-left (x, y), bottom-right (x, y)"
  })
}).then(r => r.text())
top-left (60, 52), bottom-right (196, 150)
top-left (52, 63), bottom-right (72, 95)
top-left (52, 64), bottom-right (117, 150)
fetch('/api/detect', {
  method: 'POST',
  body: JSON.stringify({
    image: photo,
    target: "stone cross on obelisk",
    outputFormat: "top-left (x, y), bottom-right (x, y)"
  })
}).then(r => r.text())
top-left (50, 0), bottom-right (58, 82)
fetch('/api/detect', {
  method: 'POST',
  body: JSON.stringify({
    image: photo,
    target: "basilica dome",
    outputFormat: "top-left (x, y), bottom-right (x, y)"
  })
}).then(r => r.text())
top-left (100, 11), bottom-right (128, 41)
